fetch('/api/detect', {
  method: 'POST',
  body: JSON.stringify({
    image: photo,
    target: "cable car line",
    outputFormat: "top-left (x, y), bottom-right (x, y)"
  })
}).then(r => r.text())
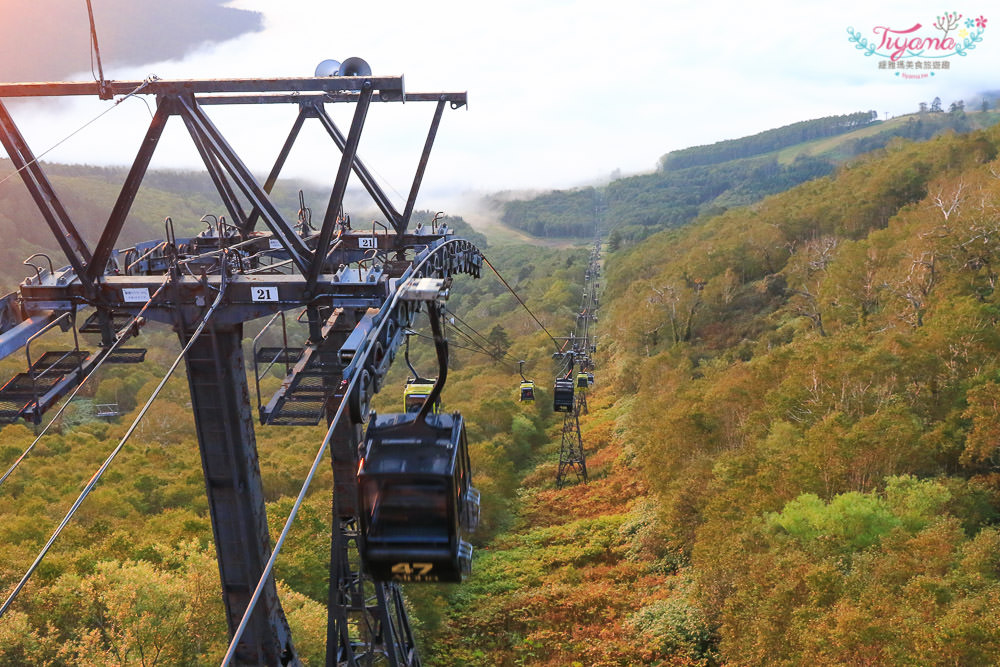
top-left (481, 254), bottom-right (562, 352)
top-left (0, 275), bottom-right (170, 491)
top-left (440, 326), bottom-right (499, 361)
top-left (553, 237), bottom-right (602, 484)
top-left (0, 77), bottom-right (158, 190)
top-left (405, 328), bottom-right (520, 371)
top-left (442, 306), bottom-right (523, 366)
top-left (442, 307), bottom-right (496, 353)
top-left (0, 273), bottom-right (227, 620)
top-left (442, 313), bottom-right (516, 364)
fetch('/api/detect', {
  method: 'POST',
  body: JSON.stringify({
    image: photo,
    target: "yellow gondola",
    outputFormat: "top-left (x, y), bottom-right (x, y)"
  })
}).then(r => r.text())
top-left (519, 380), bottom-right (535, 402)
top-left (404, 379), bottom-right (440, 414)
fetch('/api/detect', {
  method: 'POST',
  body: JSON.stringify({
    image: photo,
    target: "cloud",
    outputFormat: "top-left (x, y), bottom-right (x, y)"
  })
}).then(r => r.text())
top-left (0, 0), bottom-right (995, 198)
top-left (0, 0), bottom-right (262, 82)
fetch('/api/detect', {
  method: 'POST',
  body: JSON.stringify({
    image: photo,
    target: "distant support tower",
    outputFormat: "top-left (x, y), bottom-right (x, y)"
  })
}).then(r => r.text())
top-left (556, 399), bottom-right (587, 488)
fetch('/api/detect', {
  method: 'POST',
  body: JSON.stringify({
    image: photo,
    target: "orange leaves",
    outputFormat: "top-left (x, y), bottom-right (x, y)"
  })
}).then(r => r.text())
top-left (961, 381), bottom-right (1000, 467)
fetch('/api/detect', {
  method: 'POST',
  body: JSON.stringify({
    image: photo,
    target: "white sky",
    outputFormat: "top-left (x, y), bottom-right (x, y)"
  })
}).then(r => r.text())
top-left (3, 0), bottom-right (998, 209)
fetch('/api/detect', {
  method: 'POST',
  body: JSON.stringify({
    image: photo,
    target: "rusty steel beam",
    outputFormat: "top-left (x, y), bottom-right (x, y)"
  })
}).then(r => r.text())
top-left (0, 76), bottom-right (405, 98)
top-left (311, 102), bottom-right (401, 231)
top-left (401, 99), bottom-right (447, 235)
top-left (174, 95), bottom-right (313, 275)
top-left (0, 100), bottom-right (94, 286)
top-left (244, 110), bottom-right (309, 234)
top-left (180, 110), bottom-right (249, 229)
top-left (87, 99), bottom-right (172, 283)
top-left (307, 85), bottom-right (375, 291)
top-left (196, 91), bottom-right (466, 106)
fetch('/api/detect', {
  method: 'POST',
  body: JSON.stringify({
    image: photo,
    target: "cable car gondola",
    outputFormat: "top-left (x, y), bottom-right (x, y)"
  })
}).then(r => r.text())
top-left (519, 380), bottom-right (535, 402)
top-left (553, 378), bottom-right (575, 412)
top-left (576, 372), bottom-right (589, 389)
top-left (358, 411), bottom-right (480, 583)
top-left (404, 378), bottom-right (440, 414)
top-left (517, 360), bottom-right (535, 403)
top-left (358, 293), bottom-right (479, 583)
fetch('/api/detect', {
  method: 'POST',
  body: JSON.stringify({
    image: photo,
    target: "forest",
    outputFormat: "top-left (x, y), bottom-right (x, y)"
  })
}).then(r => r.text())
top-left (4, 111), bottom-right (1000, 665)
top-left (498, 108), bottom-right (1000, 244)
top-left (657, 111), bottom-right (880, 170)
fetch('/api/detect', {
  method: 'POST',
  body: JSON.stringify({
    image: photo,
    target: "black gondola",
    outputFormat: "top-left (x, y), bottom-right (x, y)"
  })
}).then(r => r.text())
top-left (553, 378), bottom-right (575, 412)
top-left (358, 411), bottom-right (480, 583)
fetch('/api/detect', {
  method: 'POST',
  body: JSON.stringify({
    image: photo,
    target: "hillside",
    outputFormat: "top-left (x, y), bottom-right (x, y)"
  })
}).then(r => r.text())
top-left (414, 118), bottom-right (1000, 665)
top-left (5, 112), bottom-right (1000, 665)
top-left (589, 122), bottom-right (1000, 664)
top-left (496, 109), bottom-right (1000, 245)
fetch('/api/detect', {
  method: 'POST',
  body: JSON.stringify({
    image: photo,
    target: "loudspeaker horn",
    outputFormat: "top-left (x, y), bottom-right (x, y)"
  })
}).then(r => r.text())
top-left (338, 57), bottom-right (372, 77)
top-left (314, 59), bottom-right (342, 77)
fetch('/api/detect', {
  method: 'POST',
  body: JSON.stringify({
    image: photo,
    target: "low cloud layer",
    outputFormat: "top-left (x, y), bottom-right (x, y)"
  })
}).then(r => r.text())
top-left (0, 0), bottom-right (262, 82)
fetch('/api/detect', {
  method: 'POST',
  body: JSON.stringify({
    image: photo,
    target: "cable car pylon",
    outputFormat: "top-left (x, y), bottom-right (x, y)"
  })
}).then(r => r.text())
top-left (556, 395), bottom-right (588, 488)
top-left (554, 235), bottom-right (602, 488)
top-left (0, 67), bottom-right (482, 667)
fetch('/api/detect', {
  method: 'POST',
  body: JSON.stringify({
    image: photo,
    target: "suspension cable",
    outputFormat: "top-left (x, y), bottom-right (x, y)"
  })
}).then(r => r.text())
top-left (442, 322), bottom-right (511, 364)
top-left (408, 328), bottom-right (520, 371)
top-left (443, 306), bottom-right (520, 365)
top-left (0, 275), bottom-right (227, 619)
top-left (0, 275), bottom-right (170, 490)
top-left (441, 307), bottom-right (519, 365)
top-left (0, 76), bottom-right (159, 189)
top-left (445, 323), bottom-right (501, 361)
top-left (481, 254), bottom-right (562, 352)
top-left (443, 307), bottom-right (495, 351)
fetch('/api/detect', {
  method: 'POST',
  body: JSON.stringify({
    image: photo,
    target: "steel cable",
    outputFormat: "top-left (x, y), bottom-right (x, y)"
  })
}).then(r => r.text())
top-left (0, 273), bottom-right (226, 619)
top-left (0, 77), bottom-right (158, 189)
top-left (0, 275), bottom-right (170, 490)
top-left (480, 254), bottom-right (562, 353)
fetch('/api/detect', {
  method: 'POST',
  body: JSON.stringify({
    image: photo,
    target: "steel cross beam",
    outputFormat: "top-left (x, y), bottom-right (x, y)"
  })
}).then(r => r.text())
top-left (87, 99), bottom-right (172, 284)
top-left (243, 111), bottom-right (309, 234)
top-left (308, 85), bottom-right (375, 291)
top-left (174, 94), bottom-right (314, 275)
top-left (181, 110), bottom-right (250, 229)
top-left (0, 76), bottom-right (406, 98)
top-left (0, 100), bottom-right (94, 287)
top-left (311, 101), bottom-right (401, 232)
top-left (1, 77), bottom-right (466, 296)
top-left (400, 99), bottom-right (447, 235)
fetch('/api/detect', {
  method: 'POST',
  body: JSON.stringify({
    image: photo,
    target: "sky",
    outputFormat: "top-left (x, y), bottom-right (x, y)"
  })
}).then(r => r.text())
top-left (0, 0), bottom-right (997, 211)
